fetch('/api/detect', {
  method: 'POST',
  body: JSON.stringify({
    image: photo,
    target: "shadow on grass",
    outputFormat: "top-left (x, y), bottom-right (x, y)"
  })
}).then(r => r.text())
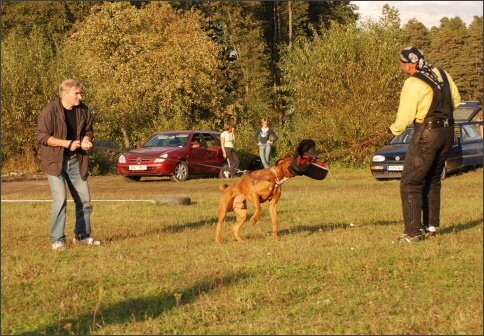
top-left (24, 271), bottom-right (250, 335)
top-left (105, 219), bottom-right (215, 242)
top-left (104, 216), bottom-right (482, 244)
top-left (278, 223), bottom-right (347, 236)
top-left (276, 218), bottom-right (483, 238)
top-left (439, 218), bottom-right (482, 235)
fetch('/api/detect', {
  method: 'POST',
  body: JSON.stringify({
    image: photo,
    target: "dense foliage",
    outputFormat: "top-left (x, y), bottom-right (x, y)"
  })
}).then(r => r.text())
top-left (1, 1), bottom-right (482, 174)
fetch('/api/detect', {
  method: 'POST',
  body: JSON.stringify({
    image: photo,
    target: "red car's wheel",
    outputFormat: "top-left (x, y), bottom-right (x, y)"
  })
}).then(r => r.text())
top-left (170, 161), bottom-right (189, 182)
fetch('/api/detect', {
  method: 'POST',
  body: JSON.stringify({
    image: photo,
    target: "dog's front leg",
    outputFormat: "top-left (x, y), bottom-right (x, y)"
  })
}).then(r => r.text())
top-left (268, 199), bottom-right (280, 240)
top-left (249, 195), bottom-right (262, 226)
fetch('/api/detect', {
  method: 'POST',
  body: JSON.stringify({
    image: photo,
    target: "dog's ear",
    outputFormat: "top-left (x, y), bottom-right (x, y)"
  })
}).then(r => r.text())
top-left (275, 158), bottom-right (286, 166)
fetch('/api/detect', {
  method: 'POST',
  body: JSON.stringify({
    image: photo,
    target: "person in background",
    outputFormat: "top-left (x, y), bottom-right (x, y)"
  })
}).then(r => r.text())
top-left (254, 118), bottom-right (279, 168)
top-left (390, 46), bottom-right (461, 242)
top-left (36, 79), bottom-right (101, 250)
top-left (220, 122), bottom-right (240, 178)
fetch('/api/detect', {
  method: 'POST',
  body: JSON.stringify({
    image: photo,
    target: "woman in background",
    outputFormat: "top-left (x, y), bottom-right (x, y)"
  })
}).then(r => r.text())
top-left (221, 123), bottom-right (240, 178)
top-left (254, 118), bottom-right (279, 168)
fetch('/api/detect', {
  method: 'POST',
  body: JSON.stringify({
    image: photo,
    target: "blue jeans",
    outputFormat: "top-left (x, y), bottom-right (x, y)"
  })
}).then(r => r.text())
top-left (259, 144), bottom-right (272, 168)
top-left (47, 155), bottom-right (93, 243)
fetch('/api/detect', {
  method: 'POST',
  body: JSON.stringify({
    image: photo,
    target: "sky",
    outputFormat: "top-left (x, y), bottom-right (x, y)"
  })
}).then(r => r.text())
top-left (352, 1), bottom-right (483, 28)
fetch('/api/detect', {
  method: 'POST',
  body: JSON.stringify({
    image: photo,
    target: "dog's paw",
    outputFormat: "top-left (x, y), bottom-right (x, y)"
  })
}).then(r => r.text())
top-left (249, 216), bottom-right (259, 226)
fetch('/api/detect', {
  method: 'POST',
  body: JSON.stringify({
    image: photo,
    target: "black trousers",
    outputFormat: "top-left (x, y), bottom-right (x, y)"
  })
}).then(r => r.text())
top-left (400, 123), bottom-right (454, 236)
top-left (224, 147), bottom-right (240, 176)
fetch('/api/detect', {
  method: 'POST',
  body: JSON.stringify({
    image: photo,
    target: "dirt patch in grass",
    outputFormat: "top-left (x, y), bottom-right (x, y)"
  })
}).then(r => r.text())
top-left (1, 174), bottom-right (222, 199)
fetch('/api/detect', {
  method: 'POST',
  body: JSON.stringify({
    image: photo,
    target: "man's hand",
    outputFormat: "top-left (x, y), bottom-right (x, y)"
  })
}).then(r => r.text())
top-left (81, 141), bottom-right (93, 151)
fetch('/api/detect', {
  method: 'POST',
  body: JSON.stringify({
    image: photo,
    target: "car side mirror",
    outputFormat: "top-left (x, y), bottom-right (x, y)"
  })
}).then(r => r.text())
top-left (136, 144), bottom-right (142, 149)
top-left (384, 140), bottom-right (391, 145)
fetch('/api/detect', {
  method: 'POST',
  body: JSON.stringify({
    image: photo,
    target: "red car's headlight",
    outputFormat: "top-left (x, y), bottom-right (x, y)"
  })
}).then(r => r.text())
top-left (154, 154), bottom-right (168, 163)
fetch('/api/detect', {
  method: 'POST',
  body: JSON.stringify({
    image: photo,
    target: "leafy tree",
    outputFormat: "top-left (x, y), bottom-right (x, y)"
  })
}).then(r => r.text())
top-left (1, 1), bottom-right (96, 40)
top-left (171, 1), bottom-right (276, 160)
top-left (378, 3), bottom-right (401, 30)
top-left (62, 2), bottom-right (224, 148)
top-left (279, 20), bottom-right (405, 163)
top-left (1, 27), bottom-right (64, 172)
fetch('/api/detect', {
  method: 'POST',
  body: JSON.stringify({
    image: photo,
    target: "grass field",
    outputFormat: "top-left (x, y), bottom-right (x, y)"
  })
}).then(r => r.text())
top-left (1, 167), bottom-right (482, 335)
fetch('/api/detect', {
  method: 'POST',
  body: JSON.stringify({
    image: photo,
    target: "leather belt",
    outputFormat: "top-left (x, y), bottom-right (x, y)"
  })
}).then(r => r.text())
top-left (424, 119), bottom-right (454, 129)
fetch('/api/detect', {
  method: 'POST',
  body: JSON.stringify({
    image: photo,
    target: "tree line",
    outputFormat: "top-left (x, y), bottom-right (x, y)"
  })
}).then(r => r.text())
top-left (1, 1), bottom-right (482, 174)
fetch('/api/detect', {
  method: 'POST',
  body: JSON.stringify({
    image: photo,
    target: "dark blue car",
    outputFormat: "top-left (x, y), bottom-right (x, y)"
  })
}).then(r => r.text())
top-left (370, 101), bottom-right (483, 180)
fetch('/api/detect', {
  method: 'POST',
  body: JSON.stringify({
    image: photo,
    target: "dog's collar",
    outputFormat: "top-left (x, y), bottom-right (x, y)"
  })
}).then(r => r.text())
top-left (245, 168), bottom-right (289, 186)
top-left (271, 167), bottom-right (289, 185)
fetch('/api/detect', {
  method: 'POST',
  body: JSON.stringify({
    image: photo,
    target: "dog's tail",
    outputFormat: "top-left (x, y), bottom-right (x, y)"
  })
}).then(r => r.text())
top-left (219, 184), bottom-right (229, 192)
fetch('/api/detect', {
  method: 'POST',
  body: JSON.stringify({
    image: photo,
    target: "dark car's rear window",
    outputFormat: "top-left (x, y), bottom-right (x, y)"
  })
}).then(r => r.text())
top-left (454, 107), bottom-right (478, 121)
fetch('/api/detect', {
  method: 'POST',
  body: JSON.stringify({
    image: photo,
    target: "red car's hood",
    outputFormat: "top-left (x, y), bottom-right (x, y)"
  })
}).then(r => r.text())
top-left (122, 147), bottom-right (178, 159)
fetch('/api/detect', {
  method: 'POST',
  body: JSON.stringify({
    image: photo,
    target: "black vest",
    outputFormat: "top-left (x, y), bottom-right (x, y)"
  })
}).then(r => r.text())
top-left (412, 68), bottom-right (454, 123)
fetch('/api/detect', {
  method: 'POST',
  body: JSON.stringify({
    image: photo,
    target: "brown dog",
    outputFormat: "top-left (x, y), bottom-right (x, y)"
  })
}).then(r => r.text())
top-left (215, 157), bottom-right (296, 243)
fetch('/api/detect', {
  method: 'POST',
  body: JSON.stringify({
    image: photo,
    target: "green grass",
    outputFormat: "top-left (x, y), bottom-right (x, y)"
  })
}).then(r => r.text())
top-left (1, 167), bottom-right (482, 334)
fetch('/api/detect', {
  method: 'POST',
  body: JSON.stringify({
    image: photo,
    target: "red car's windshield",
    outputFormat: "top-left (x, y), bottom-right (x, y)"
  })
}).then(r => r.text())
top-left (144, 134), bottom-right (189, 147)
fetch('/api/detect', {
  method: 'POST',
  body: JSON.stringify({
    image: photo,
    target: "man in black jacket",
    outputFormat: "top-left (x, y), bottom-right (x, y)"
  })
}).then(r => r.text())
top-left (36, 79), bottom-right (100, 250)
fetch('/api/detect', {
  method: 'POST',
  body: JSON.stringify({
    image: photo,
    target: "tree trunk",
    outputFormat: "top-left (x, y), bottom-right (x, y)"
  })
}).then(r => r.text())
top-left (288, 1), bottom-right (292, 49)
top-left (121, 127), bottom-right (130, 149)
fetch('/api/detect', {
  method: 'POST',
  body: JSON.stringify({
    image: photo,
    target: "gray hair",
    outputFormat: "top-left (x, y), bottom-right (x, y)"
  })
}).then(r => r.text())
top-left (59, 79), bottom-right (83, 96)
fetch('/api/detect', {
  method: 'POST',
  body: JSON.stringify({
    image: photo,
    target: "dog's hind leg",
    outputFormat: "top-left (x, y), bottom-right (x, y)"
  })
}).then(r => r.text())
top-left (215, 194), bottom-right (234, 244)
top-left (232, 196), bottom-right (248, 243)
top-left (215, 211), bottom-right (225, 244)
top-left (215, 214), bottom-right (225, 243)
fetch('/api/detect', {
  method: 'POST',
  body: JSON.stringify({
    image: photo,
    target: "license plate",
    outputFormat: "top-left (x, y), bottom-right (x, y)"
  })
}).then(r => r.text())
top-left (129, 165), bottom-right (147, 171)
top-left (387, 165), bottom-right (403, 171)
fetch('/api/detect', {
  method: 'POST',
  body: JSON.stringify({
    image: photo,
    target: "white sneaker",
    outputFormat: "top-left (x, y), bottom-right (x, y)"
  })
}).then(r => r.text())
top-left (52, 241), bottom-right (66, 250)
top-left (73, 236), bottom-right (101, 245)
top-left (424, 226), bottom-right (437, 236)
top-left (223, 171), bottom-right (231, 178)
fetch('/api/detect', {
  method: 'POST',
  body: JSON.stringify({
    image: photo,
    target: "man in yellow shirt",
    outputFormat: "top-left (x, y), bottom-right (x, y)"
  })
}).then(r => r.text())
top-left (390, 46), bottom-right (461, 242)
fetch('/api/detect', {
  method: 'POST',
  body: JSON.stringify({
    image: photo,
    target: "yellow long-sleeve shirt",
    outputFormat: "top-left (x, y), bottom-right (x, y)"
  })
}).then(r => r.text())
top-left (390, 68), bottom-right (461, 135)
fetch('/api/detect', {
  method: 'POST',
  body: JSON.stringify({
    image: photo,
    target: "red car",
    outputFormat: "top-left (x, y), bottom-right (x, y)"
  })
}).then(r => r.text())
top-left (117, 130), bottom-right (228, 182)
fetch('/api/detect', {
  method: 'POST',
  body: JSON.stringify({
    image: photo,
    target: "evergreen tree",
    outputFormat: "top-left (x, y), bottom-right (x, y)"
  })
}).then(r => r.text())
top-left (401, 19), bottom-right (431, 51)
top-left (428, 17), bottom-right (469, 99)
top-left (462, 16), bottom-right (483, 102)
